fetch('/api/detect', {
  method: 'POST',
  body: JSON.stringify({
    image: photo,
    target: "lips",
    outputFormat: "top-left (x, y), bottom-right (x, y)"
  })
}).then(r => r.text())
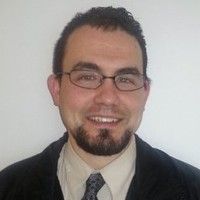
top-left (86, 116), bottom-right (122, 125)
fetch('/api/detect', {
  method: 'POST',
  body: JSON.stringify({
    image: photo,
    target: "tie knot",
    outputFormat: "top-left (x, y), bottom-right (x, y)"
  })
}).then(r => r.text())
top-left (86, 173), bottom-right (105, 193)
top-left (82, 173), bottom-right (105, 200)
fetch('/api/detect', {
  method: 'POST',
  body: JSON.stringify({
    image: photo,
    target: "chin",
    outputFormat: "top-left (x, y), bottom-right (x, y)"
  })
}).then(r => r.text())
top-left (72, 126), bottom-right (133, 156)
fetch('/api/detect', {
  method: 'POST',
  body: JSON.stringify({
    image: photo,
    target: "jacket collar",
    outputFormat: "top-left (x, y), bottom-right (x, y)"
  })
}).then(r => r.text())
top-left (23, 133), bottom-right (189, 200)
top-left (21, 134), bottom-right (67, 200)
top-left (126, 134), bottom-right (189, 200)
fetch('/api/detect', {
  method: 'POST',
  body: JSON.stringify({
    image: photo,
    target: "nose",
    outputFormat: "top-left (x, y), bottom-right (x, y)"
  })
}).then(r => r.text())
top-left (93, 79), bottom-right (120, 106)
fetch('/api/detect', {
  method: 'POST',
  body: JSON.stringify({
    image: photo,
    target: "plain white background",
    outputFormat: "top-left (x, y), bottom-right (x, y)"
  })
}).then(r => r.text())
top-left (0, 0), bottom-right (200, 170)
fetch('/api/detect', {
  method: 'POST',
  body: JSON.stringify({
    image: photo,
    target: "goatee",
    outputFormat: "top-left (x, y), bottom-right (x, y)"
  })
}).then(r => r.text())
top-left (72, 126), bottom-right (132, 156)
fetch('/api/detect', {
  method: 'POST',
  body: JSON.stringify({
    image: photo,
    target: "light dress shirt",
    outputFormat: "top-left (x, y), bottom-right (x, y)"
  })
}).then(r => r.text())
top-left (57, 135), bottom-right (136, 200)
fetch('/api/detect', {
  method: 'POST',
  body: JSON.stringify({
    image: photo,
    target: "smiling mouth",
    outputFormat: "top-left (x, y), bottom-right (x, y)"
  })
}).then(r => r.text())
top-left (87, 116), bottom-right (121, 124)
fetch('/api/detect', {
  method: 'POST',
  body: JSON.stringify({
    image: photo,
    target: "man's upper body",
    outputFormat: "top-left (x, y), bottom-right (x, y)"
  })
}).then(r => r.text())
top-left (0, 6), bottom-right (200, 200)
top-left (0, 134), bottom-right (200, 200)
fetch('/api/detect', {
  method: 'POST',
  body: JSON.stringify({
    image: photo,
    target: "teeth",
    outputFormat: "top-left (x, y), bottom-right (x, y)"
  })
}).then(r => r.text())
top-left (90, 116), bottom-right (119, 123)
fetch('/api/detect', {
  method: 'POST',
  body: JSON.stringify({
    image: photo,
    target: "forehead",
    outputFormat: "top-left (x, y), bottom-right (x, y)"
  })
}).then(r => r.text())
top-left (63, 25), bottom-right (143, 73)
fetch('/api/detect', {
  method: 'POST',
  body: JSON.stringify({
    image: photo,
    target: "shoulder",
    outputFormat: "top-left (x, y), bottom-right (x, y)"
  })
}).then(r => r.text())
top-left (172, 158), bottom-right (200, 195)
top-left (150, 144), bottom-right (200, 185)
top-left (155, 149), bottom-right (200, 198)
top-left (0, 153), bottom-right (42, 199)
top-left (0, 135), bottom-right (67, 199)
top-left (134, 135), bottom-right (200, 198)
top-left (135, 135), bottom-right (200, 177)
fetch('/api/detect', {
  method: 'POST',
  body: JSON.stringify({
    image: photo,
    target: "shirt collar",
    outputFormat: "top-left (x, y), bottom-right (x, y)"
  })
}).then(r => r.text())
top-left (64, 135), bottom-right (136, 198)
top-left (100, 136), bottom-right (136, 198)
top-left (64, 141), bottom-right (93, 189)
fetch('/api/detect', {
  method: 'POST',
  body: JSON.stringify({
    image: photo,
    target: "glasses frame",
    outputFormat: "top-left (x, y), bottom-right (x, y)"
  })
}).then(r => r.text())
top-left (56, 69), bottom-right (147, 92)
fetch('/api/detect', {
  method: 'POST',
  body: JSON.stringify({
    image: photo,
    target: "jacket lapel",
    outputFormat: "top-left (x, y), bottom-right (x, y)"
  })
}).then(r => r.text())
top-left (126, 135), bottom-right (189, 200)
top-left (21, 135), bottom-right (67, 200)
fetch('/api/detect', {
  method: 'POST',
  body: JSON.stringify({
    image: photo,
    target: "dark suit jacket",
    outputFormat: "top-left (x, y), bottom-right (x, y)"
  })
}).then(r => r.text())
top-left (0, 134), bottom-right (200, 200)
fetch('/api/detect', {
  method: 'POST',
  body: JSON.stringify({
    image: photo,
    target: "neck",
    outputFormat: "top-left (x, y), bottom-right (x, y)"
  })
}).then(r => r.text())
top-left (68, 135), bottom-right (126, 169)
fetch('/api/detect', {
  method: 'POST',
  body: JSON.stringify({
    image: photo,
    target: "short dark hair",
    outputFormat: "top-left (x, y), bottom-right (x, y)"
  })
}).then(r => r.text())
top-left (53, 6), bottom-right (148, 79)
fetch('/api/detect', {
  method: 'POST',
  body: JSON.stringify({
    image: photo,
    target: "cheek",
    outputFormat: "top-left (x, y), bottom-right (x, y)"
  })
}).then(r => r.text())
top-left (126, 92), bottom-right (146, 108)
top-left (59, 85), bottom-right (94, 114)
top-left (125, 94), bottom-right (147, 121)
top-left (58, 87), bottom-right (86, 129)
top-left (60, 90), bottom-right (79, 110)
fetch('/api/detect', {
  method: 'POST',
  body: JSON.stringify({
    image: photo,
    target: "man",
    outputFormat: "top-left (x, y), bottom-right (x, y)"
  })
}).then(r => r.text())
top-left (0, 6), bottom-right (200, 200)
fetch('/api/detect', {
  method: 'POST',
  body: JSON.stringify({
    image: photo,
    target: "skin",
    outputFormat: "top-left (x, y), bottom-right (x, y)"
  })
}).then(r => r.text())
top-left (48, 25), bottom-right (150, 169)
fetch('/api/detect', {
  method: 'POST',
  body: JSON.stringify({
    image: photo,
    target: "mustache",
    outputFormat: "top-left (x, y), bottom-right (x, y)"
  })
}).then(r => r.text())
top-left (85, 104), bottom-right (128, 116)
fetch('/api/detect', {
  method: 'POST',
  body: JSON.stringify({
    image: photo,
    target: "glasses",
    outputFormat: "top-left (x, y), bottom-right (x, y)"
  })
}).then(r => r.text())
top-left (56, 69), bottom-right (146, 91)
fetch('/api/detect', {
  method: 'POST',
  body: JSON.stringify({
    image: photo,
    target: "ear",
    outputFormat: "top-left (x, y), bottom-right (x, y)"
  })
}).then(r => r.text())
top-left (47, 74), bottom-right (61, 106)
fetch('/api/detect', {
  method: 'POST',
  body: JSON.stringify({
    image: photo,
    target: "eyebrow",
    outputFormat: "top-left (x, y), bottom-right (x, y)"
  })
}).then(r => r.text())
top-left (115, 67), bottom-right (141, 75)
top-left (71, 61), bottom-right (142, 75)
top-left (72, 61), bottom-right (100, 71)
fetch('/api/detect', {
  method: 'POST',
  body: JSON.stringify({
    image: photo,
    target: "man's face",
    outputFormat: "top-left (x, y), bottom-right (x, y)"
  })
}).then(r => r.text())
top-left (48, 25), bottom-right (150, 156)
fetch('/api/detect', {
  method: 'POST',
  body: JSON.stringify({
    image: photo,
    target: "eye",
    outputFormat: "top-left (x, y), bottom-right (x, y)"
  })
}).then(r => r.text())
top-left (116, 74), bottom-right (135, 84)
top-left (118, 76), bottom-right (131, 83)
top-left (74, 71), bottom-right (99, 82)
top-left (80, 74), bottom-right (95, 80)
